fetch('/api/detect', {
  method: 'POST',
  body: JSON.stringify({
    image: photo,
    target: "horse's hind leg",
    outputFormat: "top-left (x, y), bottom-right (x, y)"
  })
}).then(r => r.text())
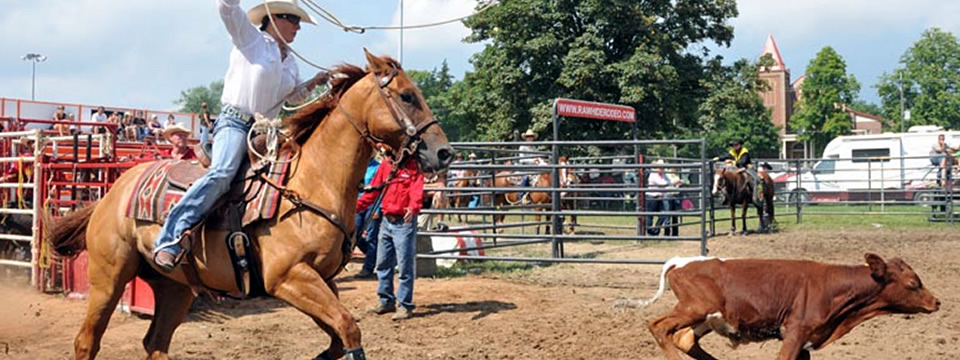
top-left (74, 241), bottom-right (139, 359)
top-left (740, 202), bottom-right (749, 236)
top-left (142, 276), bottom-right (195, 360)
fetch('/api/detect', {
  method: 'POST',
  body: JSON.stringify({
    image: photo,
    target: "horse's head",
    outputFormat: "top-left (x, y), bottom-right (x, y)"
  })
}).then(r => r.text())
top-left (712, 168), bottom-right (728, 196)
top-left (360, 49), bottom-right (453, 173)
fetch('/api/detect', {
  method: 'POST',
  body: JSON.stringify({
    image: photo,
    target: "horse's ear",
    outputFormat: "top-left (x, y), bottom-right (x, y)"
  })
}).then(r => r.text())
top-left (363, 48), bottom-right (390, 74)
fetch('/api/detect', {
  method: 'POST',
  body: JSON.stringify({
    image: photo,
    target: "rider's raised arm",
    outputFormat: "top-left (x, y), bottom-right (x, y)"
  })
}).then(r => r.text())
top-left (218, 0), bottom-right (262, 52)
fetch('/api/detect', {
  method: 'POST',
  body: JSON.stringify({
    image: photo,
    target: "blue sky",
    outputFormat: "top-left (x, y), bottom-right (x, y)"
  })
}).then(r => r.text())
top-left (1, 0), bottom-right (958, 112)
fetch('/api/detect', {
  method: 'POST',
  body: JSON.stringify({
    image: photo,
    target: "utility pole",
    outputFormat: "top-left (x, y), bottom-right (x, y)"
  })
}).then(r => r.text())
top-left (22, 53), bottom-right (47, 101)
top-left (899, 72), bottom-right (905, 133)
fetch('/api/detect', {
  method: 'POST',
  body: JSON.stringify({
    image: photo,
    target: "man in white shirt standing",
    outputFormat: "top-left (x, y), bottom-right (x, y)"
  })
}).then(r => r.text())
top-left (153, 0), bottom-right (328, 273)
top-left (645, 160), bottom-right (670, 236)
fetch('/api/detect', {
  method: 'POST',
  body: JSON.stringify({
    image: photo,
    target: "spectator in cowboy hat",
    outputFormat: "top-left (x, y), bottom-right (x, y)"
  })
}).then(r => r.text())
top-left (152, 0), bottom-right (330, 272)
top-left (161, 123), bottom-right (197, 161)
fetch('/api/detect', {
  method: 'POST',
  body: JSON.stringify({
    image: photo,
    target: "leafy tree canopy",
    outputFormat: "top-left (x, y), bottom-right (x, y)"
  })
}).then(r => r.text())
top-left (791, 46), bottom-right (860, 156)
top-left (449, 0), bottom-right (739, 143)
top-left (175, 80), bottom-right (223, 115)
top-left (876, 28), bottom-right (960, 131)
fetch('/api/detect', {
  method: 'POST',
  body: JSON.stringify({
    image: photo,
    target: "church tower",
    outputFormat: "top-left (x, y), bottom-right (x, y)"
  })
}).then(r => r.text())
top-left (758, 34), bottom-right (792, 136)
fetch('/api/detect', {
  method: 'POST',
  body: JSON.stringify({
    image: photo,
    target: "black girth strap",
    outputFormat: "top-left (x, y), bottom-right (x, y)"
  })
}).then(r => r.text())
top-left (259, 174), bottom-right (353, 275)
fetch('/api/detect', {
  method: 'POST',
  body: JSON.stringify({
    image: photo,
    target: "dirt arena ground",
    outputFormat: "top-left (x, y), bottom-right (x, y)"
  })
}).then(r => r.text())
top-left (1, 227), bottom-right (957, 359)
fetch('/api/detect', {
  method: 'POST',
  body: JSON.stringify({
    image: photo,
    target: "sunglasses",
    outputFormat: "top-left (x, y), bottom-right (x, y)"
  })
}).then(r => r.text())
top-left (275, 13), bottom-right (301, 26)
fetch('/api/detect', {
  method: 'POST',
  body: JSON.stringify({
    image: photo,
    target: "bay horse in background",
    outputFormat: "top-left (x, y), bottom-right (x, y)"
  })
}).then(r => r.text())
top-left (713, 163), bottom-right (775, 235)
top-left (43, 51), bottom-right (452, 360)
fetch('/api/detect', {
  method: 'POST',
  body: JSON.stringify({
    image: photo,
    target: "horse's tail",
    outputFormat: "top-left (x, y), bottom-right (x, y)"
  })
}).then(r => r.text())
top-left (43, 201), bottom-right (98, 257)
top-left (760, 162), bottom-right (773, 171)
top-left (615, 256), bottom-right (716, 309)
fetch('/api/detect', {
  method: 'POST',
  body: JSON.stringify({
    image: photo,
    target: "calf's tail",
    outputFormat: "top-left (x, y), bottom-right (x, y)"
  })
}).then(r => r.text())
top-left (615, 256), bottom-right (717, 309)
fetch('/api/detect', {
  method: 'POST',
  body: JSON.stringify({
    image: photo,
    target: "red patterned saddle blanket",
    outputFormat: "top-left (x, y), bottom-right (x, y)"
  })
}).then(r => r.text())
top-left (126, 157), bottom-right (291, 227)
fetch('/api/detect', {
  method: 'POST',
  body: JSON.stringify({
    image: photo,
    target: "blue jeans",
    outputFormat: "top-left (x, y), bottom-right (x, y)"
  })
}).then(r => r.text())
top-left (645, 196), bottom-right (668, 236)
top-left (355, 209), bottom-right (381, 272)
top-left (199, 125), bottom-right (213, 145)
top-left (375, 216), bottom-right (417, 310)
top-left (154, 114), bottom-right (250, 256)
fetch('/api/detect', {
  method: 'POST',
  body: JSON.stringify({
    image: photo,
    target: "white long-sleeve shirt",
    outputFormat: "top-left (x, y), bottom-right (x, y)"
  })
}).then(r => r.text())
top-left (646, 171), bottom-right (669, 198)
top-left (218, 0), bottom-right (310, 118)
top-left (518, 144), bottom-right (539, 165)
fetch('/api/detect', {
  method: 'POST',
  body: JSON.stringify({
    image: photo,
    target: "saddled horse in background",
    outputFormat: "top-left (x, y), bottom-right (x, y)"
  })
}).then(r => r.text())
top-left (494, 169), bottom-right (555, 234)
top-left (713, 164), bottom-right (775, 235)
top-left (43, 51), bottom-right (452, 360)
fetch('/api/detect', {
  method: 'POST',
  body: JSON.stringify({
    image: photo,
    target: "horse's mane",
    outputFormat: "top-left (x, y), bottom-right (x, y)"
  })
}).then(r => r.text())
top-left (284, 57), bottom-right (403, 146)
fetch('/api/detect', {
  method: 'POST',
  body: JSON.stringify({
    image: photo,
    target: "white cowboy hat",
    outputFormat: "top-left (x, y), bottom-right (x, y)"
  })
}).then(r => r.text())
top-left (522, 129), bottom-right (536, 138)
top-left (654, 159), bottom-right (665, 165)
top-left (247, 0), bottom-right (317, 26)
top-left (468, 153), bottom-right (477, 159)
top-left (162, 123), bottom-right (191, 141)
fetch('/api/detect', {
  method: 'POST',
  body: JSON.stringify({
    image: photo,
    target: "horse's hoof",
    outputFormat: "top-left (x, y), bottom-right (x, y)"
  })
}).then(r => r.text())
top-left (740, 230), bottom-right (748, 236)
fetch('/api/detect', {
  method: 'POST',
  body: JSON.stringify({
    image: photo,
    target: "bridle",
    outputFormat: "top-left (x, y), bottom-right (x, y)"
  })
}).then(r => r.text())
top-left (337, 65), bottom-right (439, 166)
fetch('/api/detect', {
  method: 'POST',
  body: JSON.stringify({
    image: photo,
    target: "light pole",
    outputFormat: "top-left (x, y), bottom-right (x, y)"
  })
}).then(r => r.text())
top-left (22, 53), bottom-right (47, 101)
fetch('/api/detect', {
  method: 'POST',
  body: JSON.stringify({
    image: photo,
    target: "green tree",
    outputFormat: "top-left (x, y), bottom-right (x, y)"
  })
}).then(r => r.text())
top-left (876, 28), bottom-right (960, 131)
top-left (407, 61), bottom-right (460, 139)
top-left (791, 47), bottom-right (860, 156)
top-left (175, 80), bottom-right (224, 114)
top-left (451, 0), bottom-right (738, 142)
top-left (699, 57), bottom-right (780, 158)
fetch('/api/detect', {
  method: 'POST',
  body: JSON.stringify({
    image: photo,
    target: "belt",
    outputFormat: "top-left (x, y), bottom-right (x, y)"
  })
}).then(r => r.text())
top-left (384, 214), bottom-right (404, 223)
top-left (220, 104), bottom-right (255, 124)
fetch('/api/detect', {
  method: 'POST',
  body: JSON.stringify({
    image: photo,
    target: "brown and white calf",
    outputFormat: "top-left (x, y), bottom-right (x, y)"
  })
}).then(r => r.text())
top-left (618, 254), bottom-right (940, 359)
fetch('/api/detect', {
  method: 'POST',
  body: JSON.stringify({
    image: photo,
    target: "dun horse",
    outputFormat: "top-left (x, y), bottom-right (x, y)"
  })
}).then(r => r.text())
top-left (713, 165), bottom-right (775, 235)
top-left (44, 51), bottom-right (452, 360)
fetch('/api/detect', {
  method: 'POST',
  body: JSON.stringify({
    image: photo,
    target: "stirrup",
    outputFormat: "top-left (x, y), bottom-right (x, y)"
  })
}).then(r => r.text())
top-left (153, 230), bottom-right (193, 273)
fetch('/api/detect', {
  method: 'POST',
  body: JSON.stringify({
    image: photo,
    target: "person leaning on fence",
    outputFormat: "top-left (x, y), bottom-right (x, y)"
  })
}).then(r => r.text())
top-left (930, 134), bottom-right (959, 186)
top-left (358, 153), bottom-right (424, 321)
top-left (714, 139), bottom-right (763, 204)
top-left (645, 160), bottom-right (671, 236)
top-left (151, 0), bottom-right (329, 272)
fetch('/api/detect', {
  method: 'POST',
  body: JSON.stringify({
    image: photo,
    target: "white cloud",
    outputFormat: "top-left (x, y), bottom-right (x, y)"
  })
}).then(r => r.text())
top-left (732, 0), bottom-right (960, 42)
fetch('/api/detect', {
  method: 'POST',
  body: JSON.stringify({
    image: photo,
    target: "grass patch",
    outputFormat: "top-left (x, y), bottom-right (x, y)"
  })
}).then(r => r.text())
top-left (430, 260), bottom-right (545, 278)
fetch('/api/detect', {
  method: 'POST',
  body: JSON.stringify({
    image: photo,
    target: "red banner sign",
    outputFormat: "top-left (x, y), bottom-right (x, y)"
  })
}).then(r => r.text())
top-left (554, 98), bottom-right (635, 122)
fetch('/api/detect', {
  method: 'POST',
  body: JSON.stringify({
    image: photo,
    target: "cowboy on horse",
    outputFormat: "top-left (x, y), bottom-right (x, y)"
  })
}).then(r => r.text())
top-left (714, 139), bottom-right (764, 205)
top-left (152, 0), bottom-right (330, 272)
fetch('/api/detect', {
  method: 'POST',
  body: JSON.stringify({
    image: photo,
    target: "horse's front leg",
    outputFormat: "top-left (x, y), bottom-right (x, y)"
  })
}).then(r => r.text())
top-left (740, 201), bottom-right (749, 236)
top-left (266, 261), bottom-right (363, 360)
top-left (729, 205), bottom-right (736, 236)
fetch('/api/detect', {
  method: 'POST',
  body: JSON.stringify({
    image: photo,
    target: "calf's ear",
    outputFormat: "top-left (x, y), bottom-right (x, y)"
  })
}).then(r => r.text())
top-left (865, 253), bottom-right (887, 281)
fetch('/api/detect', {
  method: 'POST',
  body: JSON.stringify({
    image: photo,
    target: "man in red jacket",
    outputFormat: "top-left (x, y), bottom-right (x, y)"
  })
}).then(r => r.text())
top-left (357, 155), bottom-right (424, 321)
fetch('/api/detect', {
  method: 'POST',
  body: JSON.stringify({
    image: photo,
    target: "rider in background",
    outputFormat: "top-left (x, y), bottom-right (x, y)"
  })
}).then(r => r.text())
top-left (714, 139), bottom-right (763, 204)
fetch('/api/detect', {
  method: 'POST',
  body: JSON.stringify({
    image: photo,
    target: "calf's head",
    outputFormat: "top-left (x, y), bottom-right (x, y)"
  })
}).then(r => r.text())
top-left (866, 253), bottom-right (940, 314)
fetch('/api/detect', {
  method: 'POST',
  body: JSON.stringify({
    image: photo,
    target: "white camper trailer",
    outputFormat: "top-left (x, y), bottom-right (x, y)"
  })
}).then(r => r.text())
top-left (783, 127), bottom-right (960, 202)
